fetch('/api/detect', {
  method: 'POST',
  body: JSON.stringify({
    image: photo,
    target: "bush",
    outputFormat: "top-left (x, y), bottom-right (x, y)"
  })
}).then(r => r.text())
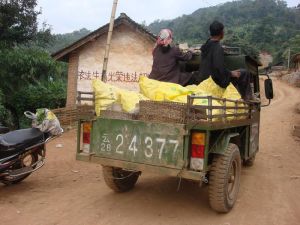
top-left (0, 90), bottom-right (7, 123)
top-left (0, 46), bottom-right (67, 128)
top-left (13, 80), bottom-right (67, 128)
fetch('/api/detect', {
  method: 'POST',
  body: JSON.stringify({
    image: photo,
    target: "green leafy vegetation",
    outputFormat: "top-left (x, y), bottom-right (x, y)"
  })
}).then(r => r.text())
top-left (148, 0), bottom-right (300, 63)
top-left (0, 90), bottom-right (8, 124)
top-left (0, 0), bottom-right (67, 128)
top-left (0, 0), bottom-right (39, 46)
top-left (13, 80), bottom-right (67, 128)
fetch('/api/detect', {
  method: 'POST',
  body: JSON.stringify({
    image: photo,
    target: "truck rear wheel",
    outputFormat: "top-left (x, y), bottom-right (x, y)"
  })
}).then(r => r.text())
top-left (209, 143), bottom-right (241, 213)
top-left (102, 166), bottom-right (140, 192)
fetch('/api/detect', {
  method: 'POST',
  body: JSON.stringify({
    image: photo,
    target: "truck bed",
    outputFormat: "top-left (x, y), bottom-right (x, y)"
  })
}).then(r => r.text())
top-left (99, 96), bottom-right (257, 130)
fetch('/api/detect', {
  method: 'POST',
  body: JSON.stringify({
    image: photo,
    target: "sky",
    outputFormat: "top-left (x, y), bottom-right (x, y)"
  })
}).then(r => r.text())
top-left (37, 0), bottom-right (300, 34)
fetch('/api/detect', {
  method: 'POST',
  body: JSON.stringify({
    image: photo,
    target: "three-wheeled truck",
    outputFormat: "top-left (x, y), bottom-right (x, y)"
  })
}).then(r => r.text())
top-left (76, 52), bottom-right (274, 213)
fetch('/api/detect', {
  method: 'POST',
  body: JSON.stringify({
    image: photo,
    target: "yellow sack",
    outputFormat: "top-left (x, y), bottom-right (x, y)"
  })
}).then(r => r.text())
top-left (185, 85), bottom-right (199, 93)
top-left (194, 98), bottom-right (222, 122)
top-left (222, 83), bottom-right (246, 120)
top-left (197, 76), bottom-right (225, 98)
top-left (120, 90), bottom-right (149, 113)
top-left (172, 94), bottom-right (222, 122)
top-left (92, 80), bottom-right (120, 116)
top-left (139, 76), bottom-right (192, 101)
top-left (185, 85), bottom-right (208, 98)
top-left (222, 83), bottom-right (241, 100)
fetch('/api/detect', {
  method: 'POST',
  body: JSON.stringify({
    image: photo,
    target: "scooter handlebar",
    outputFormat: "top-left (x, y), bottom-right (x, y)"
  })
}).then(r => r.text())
top-left (24, 111), bottom-right (37, 120)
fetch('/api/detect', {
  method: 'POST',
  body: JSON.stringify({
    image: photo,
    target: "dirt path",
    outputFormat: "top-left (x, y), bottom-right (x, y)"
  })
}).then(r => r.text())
top-left (0, 80), bottom-right (300, 225)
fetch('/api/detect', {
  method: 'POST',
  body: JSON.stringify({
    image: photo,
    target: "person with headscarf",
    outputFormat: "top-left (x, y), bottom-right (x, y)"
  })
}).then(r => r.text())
top-left (149, 29), bottom-right (194, 86)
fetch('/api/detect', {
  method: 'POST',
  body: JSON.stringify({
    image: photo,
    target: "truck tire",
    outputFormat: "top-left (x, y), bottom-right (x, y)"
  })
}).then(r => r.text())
top-left (208, 143), bottom-right (241, 213)
top-left (243, 154), bottom-right (256, 167)
top-left (102, 166), bottom-right (140, 192)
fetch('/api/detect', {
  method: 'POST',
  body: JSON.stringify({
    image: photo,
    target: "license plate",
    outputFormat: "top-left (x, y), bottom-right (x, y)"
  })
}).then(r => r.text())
top-left (91, 118), bottom-right (185, 168)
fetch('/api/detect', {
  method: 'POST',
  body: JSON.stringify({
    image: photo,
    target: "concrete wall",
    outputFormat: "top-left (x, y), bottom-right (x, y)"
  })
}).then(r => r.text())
top-left (64, 24), bottom-right (155, 108)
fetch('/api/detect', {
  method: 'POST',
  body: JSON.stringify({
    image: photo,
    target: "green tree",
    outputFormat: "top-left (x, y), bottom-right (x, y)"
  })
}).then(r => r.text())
top-left (147, 0), bottom-right (300, 61)
top-left (0, 0), bottom-right (40, 47)
top-left (13, 80), bottom-right (67, 128)
top-left (0, 90), bottom-right (8, 124)
top-left (274, 34), bottom-right (300, 65)
top-left (0, 0), bottom-right (67, 128)
top-left (0, 46), bottom-right (66, 94)
top-left (0, 46), bottom-right (67, 127)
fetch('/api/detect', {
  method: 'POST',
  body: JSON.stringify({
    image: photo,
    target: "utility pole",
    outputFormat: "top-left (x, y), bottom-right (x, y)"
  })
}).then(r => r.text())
top-left (101, 0), bottom-right (118, 82)
top-left (287, 47), bottom-right (291, 70)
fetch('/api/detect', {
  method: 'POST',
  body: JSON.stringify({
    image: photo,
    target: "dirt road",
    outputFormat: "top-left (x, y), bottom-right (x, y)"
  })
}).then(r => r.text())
top-left (1, 80), bottom-right (300, 225)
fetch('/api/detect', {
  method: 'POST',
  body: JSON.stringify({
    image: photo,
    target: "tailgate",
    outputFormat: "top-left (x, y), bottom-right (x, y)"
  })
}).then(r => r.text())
top-left (91, 118), bottom-right (186, 169)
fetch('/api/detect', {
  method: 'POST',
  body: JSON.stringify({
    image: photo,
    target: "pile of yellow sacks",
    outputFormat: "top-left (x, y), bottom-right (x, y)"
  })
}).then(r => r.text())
top-left (93, 76), bottom-right (245, 120)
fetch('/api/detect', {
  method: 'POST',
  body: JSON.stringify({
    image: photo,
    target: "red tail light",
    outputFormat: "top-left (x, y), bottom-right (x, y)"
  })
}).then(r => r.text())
top-left (191, 144), bottom-right (205, 158)
top-left (83, 132), bottom-right (90, 144)
top-left (83, 122), bottom-right (91, 144)
top-left (82, 122), bottom-right (91, 153)
top-left (190, 132), bottom-right (206, 171)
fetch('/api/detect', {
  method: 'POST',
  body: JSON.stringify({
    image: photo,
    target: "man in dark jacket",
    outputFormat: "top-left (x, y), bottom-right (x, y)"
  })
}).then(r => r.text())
top-left (199, 21), bottom-right (252, 100)
top-left (149, 29), bottom-right (194, 86)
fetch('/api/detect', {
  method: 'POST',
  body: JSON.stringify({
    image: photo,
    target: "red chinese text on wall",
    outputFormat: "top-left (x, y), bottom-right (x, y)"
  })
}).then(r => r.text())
top-left (78, 70), bottom-right (149, 82)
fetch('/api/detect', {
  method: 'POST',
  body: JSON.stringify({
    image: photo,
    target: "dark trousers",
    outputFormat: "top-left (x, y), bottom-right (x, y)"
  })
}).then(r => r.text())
top-left (231, 69), bottom-right (252, 100)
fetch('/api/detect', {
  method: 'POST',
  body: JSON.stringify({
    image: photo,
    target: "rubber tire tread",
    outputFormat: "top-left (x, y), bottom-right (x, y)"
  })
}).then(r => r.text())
top-left (208, 143), bottom-right (241, 213)
top-left (102, 166), bottom-right (140, 193)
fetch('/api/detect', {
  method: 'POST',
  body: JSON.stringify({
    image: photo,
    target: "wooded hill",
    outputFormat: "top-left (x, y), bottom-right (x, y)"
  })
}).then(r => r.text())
top-left (50, 0), bottom-right (300, 63)
top-left (147, 0), bottom-right (300, 63)
top-left (48, 28), bottom-right (90, 53)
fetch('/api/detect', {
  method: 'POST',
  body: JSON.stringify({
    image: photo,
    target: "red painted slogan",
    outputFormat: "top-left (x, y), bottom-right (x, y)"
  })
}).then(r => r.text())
top-left (78, 70), bottom-right (149, 82)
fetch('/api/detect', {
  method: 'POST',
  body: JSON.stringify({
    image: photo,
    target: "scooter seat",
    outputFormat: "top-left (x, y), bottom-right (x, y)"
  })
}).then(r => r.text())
top-left (0, 128), bottom-right (45, 151)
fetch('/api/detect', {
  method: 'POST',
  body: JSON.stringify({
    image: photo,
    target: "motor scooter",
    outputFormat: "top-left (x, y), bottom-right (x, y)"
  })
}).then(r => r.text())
top-left (0, 110), bottom-right (62, 185)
